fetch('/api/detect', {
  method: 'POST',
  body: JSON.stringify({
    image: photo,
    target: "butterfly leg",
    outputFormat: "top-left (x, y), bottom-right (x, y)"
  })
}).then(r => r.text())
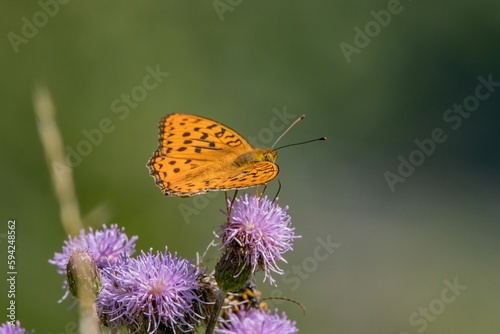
top-left (272, 179), bottom-right (282, 203)
top-left (225, 190), bottom-right (239, 217)
top-left (225, 191), bottom-right (228, 211)
top-left (257, 183), bottom-right (270, 199)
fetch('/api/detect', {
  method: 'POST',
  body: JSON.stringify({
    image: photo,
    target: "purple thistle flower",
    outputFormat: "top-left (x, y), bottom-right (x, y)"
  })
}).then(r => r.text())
top-left (49, 224), bottom-right (137, 301)
top-left (97, 248), bottom-right (202, 333)
top-left (221, 194), bottom-right (300, 286)
top-left (50, 224), bottom-right (138, 274)
top-left (215, 308), bottom-right (298, 334)
top-left (0, 321), bottom-right (33, 334)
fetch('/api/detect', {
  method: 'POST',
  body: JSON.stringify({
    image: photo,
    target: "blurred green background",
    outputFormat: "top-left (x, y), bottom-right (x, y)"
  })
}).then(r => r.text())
top-left (1, 1), bottom-right (500, 333)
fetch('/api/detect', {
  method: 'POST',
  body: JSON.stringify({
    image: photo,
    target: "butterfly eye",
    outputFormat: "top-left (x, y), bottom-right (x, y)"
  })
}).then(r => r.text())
top-left (264, 151), bottom-right (277, 162)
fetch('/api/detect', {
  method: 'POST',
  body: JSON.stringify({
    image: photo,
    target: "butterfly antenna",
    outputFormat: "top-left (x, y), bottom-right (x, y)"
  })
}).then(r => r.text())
top-left (274, 136), bottom-right (327, 151)
top-left (271, 115), bottom-right (306, 149)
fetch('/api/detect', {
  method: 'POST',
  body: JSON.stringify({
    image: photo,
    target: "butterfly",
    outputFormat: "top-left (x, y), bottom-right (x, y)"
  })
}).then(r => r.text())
top-left (147, 113), bottom-right (279, 197)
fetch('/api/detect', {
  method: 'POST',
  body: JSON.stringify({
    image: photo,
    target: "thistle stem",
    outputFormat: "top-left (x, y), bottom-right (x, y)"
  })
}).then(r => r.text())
top-left (205, 289), bottom-right (227, 334)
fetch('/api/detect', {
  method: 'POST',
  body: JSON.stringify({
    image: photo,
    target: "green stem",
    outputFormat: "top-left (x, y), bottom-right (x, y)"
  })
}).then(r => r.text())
top-left (205, 289), bottom-right (227, 334)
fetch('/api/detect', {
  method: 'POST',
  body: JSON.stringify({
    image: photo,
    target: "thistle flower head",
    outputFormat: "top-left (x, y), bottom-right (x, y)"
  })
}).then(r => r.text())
top-left (50, 224), bottom-right (138, 274)
top-left (220, 194), bottom-right (300, 286)
top-left (215, 308), bottom-right (298, 334)
top-left (49, 224), bottom-right (137, 301)
top-left (0, 322), bottom-right (33, 334)
top-left (97, 248), bottom-right (202, 333)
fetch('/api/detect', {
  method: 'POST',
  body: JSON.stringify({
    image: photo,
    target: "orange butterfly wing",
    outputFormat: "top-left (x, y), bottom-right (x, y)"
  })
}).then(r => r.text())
top-left (147, 113), bottom-right (279, 197)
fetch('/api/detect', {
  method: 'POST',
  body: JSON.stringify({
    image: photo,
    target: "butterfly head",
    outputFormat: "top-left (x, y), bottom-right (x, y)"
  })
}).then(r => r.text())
top-left (261, 148), bottom-right (277, 163)
top-left (252, 148), bottom-right (277, 164)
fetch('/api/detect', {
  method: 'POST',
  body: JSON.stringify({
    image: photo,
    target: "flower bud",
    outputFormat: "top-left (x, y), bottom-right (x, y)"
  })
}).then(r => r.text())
top-left (66, 249), bottom-right (101, 301)
top-left (215, 250), bottom-right (252, 293)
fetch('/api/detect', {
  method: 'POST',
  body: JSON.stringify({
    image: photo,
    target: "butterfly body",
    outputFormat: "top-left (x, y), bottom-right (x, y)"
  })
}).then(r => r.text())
top-left (147, 114), bottom-right (280, 197)
top-left (234, 148), bottom-right (276, 166)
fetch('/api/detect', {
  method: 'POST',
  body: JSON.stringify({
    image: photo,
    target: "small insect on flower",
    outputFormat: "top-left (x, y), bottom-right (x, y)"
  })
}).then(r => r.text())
top-left (223, 280), bottom-right (268, 321)
top-left (223, 280), bottom-right (306, 322)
